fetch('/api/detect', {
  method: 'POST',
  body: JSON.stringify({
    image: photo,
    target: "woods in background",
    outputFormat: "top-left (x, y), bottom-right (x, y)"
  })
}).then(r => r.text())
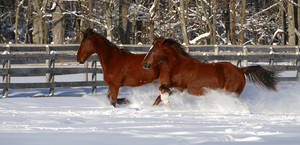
top-left (0, 0), bottom-right (300, 45)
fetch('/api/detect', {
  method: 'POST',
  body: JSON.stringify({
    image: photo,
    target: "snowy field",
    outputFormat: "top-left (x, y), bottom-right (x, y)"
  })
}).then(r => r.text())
top-left (1, 73), bottom-right (300, 145)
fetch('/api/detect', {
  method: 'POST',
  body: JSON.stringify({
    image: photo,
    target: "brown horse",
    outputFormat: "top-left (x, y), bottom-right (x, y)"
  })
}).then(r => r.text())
top-left (142, 37), bottom-right (278, 106)
top-left (77, 28), bottom-right (160, 107)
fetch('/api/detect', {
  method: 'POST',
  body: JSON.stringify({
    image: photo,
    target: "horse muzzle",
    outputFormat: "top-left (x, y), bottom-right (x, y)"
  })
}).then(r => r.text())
top-left (77, 58), bottom-right (84, 64)
top-left (143, 63), bottom-right (151, 69)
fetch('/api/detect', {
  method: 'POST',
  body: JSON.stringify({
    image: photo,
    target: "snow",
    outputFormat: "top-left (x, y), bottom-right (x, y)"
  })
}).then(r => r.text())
top-left (50, 1), bottom-right (57, 11)
top-left (2, 50), bottom-right (10, 55)
top-left (1, 74), bottom-right (300, 145)
top-left (50, 50), bottom-right (56, 55)
top-left (190, 32), bottom-right (210, 44)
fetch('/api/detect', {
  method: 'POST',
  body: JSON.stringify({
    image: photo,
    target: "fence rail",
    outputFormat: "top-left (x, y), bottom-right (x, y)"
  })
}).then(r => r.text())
top-left (1, 44), bottom-right (300, 98)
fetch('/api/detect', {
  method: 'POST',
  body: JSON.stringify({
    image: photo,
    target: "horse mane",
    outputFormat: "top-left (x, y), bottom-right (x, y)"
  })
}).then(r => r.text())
top-left (84, 28), bottom-right (129, 53)
top-left (162, 38), bottom-right (190, 57)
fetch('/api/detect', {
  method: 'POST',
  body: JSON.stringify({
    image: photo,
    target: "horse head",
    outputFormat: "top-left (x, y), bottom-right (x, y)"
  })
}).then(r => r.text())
top-left (142, 36), bottom-right (167, 69)
top-left (77, 28), bottom-right (97, 64)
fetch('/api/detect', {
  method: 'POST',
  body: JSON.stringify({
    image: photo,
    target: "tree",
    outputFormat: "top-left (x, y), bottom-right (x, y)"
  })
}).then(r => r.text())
top-left (211, 0), bottom-right (216, 45)
top-left (288, 1), bottom-right (296, 45)
top-left (149, 0), bottom-right (159, 43)
top-left (52, 0), bottom-right (65, 44)
top-left (229, 0), bottom-right (235, 44)
top-left (15, 0), bottom-right (24, 43)
top-left (25, 0), bottom-right (32, 43)
top-left (179, 0), bottom-right (189, 45)
top-left (105, 0), bottom-right (113, 41)
top-left (32, 0), bottom-right (48, 44)
top-left (238, 0), bottom-right (246, 44)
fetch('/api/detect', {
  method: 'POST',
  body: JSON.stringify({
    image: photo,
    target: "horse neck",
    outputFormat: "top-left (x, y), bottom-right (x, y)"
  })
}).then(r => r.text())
top-left (94, 36), bottom-right (121, 68)
top-left (164, 46), bottom-right (182, 67)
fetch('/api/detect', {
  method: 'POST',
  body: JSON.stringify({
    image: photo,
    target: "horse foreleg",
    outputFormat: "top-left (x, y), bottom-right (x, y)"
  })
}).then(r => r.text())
top-left (153, 95), bottom-right (162, 106)
top-left (159, 85), bottom-right (172, 107)
top-left (108, 86), bottom-right (120, 107)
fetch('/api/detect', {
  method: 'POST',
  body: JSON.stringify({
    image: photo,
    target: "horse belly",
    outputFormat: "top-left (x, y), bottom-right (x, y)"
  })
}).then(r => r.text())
top-left (123, 70), bottom-right (156, 87)
top-left (186, 68), bottom-right (224, 95)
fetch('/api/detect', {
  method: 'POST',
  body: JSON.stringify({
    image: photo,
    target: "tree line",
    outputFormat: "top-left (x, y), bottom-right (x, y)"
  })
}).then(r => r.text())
top-left (0, 0), bottom-right (300, 45)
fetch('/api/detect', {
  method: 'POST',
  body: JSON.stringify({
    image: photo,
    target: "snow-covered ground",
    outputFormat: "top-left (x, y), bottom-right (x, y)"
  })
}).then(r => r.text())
top-left (1, 73), bottom-right (300, 145)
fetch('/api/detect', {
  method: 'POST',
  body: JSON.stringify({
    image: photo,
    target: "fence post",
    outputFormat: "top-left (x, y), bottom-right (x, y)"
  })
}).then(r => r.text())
top-left (203, 53), bottom-right (208, 63)
top-left (2, 44), bottom-right (10, 98)
top-left (214, 45), bottom-right (218, 63)
top-left (242, 46), bottom-right (248, 67)
top-left (296, 46), bottom-right (300, 81)
top-left (84, 61), bottom-right (89, 82)
top-left (269, 46), bottom-right (274, 66)
top-left (237, 52), bottom-right (242, 67)
top-left (46, 45), bottom-right (55, 96)
top-left (91, 60), bottom-right (97, 94)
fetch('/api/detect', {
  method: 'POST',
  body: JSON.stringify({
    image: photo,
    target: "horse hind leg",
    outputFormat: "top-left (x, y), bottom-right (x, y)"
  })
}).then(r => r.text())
top-left (223, 79), bottom-right (245, 96)
top-left (107, 86), bottom-right (120, 107)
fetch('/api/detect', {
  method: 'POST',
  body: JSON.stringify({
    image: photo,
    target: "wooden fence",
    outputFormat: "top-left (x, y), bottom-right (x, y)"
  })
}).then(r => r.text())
top-left (1, 44), bottom-right (300, 98)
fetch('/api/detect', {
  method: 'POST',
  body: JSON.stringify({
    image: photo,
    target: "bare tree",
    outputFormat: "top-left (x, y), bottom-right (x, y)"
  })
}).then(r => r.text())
top-left (179, 0), bottom-right (189, 45)
top-left (15, 0), bottom-right (24, 43)
top-left (298, 0), bottom-right (300, 44)
top-left (238, 0), bottom-right (246, 44)
top-left (229, 0), bottom-right (235, 44)
top-left (149, 0), bottom-right (159, 43)
top-left (32, 0), bottom-right (49, 44)
top-left (211, 0), bottom-right (216, 45)
top-left (25, 0), bottom-right (32, 43)
top-left (52, 0), bottom-right (65, 44)
top-left (288, 1), bottom-right (296, 45)
top-left (105, 0), bottom-right (113, 41)
top-left (119, 0), bottom-right (130, 44)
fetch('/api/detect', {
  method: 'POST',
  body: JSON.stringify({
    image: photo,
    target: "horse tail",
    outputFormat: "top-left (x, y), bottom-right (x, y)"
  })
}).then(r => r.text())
top-left (241, 65), bottom-right (278, 91)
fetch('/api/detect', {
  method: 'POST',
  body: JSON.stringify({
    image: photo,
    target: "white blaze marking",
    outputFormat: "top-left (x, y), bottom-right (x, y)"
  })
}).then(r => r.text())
top-left (144, 45), bottom-right (154, 60)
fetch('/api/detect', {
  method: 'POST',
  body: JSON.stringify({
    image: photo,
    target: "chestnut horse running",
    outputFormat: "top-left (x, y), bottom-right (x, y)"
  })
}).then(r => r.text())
top-left (77, 29), bottom-right (160, 107)
top-left (142, 37), bottom-right (278, 106)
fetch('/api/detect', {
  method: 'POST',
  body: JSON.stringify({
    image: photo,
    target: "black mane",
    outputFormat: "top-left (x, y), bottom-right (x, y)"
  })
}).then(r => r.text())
top-left (162, 38), bottom-right (190, 57)
top-left (84, 28), bottom-right (129, 53)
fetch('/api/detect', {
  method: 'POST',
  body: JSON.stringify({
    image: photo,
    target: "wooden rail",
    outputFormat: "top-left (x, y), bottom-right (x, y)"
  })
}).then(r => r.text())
top-left (1, 44), bottom-right (300, 98)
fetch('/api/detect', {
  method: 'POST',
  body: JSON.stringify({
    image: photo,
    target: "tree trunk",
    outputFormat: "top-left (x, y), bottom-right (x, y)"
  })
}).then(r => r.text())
top-left (25, 0), bottom-right (32, 43)
top-left (149, 0), bottom-right (159, 43)
top-left (288, 1), bottom-right (296, 45)
top-left (105, 0), bottom-right (113, 41)
top-left (179, 0), bottom-right (189, 46)
top-left (32, 0), bottom-right (43, 44)
top-left (297, 0), bottom-right (300, 45)
top-left (119, 0), bottom-right (130, 44)
top-left (132, 20), bottom-right (136, 44)
top-left (229, 0), bottom-right (235, 44)
top-left (279, 1), bottom-right (286, 45)
top-left (211, 0), bottom-right (216, 45)
top-left (15, 0), bottom-right (22, 43)
top-left (52, 0), bottom-right (65, 44)
top-left (238, 0), bottom-right (246, 45)
top-left (136, 21), bottom-right (142, 43)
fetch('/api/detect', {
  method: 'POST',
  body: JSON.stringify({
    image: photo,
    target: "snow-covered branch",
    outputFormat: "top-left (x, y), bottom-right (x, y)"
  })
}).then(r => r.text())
top-left (62, 11), bottom-right (106, 28)
top-left (190, 32), bottom-right (210, 44)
